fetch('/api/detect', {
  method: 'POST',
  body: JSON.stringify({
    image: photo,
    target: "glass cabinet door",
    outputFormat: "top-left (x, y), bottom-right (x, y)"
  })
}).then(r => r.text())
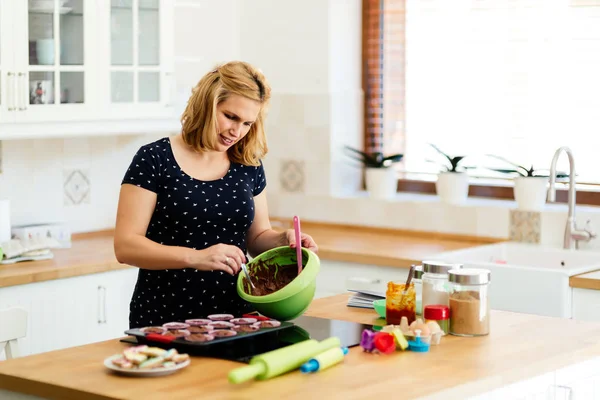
top-left (111, 0), bottom-right (160, 105)
top-left (0, 0), bottom-right (16, 120)
top-left (26, 0), bottom-right (85, 109)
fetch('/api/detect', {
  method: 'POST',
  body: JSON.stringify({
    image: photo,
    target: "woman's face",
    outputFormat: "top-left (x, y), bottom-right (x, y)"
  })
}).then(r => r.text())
top-left (215, 94), bottom-right (261, 152)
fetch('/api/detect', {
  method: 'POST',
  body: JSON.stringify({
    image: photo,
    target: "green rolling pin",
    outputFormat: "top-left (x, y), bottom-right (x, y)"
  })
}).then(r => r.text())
top-left (228, 336), bottom-right (342, 384)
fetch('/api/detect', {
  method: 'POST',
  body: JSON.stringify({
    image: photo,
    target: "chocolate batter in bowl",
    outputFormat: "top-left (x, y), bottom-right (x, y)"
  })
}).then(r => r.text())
top-left (236, 246), bottom-right (320, 321)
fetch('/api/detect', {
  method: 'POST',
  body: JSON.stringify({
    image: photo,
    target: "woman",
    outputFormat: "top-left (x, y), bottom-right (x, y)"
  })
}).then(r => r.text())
top-left (114, 61), bottom-right (318, 329)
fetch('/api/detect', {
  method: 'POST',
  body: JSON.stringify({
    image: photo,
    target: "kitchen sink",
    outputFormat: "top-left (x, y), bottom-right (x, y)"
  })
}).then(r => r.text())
top-left (429, 242), bottom-right (600, 318)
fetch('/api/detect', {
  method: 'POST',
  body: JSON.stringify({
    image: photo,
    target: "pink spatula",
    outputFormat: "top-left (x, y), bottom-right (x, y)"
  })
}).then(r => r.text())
top-left (293, 216), bottom-right (303, 276)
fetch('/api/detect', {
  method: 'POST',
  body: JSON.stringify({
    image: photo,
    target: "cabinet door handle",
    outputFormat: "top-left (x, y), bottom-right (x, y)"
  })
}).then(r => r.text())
top-left (18, 73), bottom-right (27, 111)
top-left (554, 385), bottom-right (573, 400)
top-left (7, 72), bottom-right (15, 111)
top-left (97, 285), bottom-right (107, 324)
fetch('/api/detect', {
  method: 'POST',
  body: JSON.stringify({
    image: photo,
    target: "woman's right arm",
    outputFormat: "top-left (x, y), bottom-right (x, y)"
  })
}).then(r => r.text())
top-left (113, 184), bottom-right (244, 274)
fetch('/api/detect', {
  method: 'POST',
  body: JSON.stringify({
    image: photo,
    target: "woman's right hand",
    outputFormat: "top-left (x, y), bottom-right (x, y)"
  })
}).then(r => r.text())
top-left (195, 244), bottom-right (246, 275)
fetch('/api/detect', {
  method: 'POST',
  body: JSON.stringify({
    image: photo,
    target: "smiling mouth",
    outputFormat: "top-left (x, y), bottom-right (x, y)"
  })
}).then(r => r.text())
top-left (220, 135), bottom-right (234, 146)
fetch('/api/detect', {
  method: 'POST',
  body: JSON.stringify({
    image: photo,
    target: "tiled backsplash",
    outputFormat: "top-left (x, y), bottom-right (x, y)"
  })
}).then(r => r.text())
top-left (267, 191), bottom-right (600, 251)
top-left (0, 134), bottom-right (164, 233)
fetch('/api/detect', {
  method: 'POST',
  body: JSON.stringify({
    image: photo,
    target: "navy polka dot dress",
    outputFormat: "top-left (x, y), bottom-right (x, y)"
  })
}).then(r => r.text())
top-left (121, 137), bottom-right (266, 329)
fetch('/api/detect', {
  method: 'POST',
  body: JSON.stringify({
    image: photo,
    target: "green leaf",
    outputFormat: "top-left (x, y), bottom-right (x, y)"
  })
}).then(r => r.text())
top-left (487, 168), bottom-right (526, 176)
top-left (484, 154), bottom-right (529, 176)
top-left (343, 146), bottom-right (403, 168)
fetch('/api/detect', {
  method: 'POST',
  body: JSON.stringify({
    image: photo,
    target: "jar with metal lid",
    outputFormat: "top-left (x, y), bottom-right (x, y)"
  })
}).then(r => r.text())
top-left (413, 265), bottom-right (423, 316)
top-left (421, 261), bottom-right (462, 311)
top-left (448, 268), bottom-right (491, 337)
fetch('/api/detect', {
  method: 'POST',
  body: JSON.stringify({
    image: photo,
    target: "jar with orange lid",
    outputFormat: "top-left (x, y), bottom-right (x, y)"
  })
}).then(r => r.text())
top-left (385, 281), bottom-right (416, 325)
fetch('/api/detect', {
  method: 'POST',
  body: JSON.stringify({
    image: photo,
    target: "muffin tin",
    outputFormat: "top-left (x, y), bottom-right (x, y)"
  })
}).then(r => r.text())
top-left (124, 313), bottom-right (293, 348)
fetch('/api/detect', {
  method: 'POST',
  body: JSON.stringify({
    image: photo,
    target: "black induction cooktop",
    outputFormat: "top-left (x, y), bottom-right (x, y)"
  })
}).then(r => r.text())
top-left (120, 316), bottom-right (373, 364)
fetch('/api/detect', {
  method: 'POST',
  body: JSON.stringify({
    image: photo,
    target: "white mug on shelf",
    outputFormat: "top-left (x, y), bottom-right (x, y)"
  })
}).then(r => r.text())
top-left (36, 38), bottom-right (55, 65)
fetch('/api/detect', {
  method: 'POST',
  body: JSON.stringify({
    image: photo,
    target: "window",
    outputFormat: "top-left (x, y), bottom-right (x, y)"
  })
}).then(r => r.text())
top-left (363, 0), bottom-right (600, 205)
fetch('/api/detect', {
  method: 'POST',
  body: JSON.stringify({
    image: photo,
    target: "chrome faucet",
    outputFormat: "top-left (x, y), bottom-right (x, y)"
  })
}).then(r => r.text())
top-left (547, 146), bottom-right (596, 249)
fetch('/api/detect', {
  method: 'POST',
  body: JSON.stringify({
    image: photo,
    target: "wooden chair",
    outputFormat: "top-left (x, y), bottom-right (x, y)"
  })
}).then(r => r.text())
top-left (0, 307), bottom-right (27, 359)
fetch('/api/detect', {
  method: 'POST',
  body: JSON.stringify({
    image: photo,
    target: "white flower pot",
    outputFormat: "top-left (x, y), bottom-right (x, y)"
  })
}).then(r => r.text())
top-left (436, 171), bottom-right (469, 204)
top-left (513, 176), bottom-right (548, 211)
top-left (365, 167), bottom-right (397, 199)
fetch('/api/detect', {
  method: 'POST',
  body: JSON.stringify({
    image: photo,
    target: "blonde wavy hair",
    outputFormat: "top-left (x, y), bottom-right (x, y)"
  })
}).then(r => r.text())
top-left (180, 61), bottom-right (271, 166)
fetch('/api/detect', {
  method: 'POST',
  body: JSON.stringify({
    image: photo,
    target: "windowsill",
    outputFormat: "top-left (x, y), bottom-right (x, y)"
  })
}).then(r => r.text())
top-left (393, 175), bottom-right (600, 207)
top-left (334, 189), bottom-right (600, 212)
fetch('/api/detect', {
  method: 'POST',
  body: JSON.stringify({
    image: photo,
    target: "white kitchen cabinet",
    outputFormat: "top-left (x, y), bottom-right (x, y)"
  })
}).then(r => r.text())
top-left (468, 356), bottom-right (600, 400)
top-left (572, 288), bottom-right (600, 322)
top-left (468, 372), bottom-right (555, 400)
top-left (0, 267), bottom-right (138, 360)
top-left (0, 0), bottom-right (177, 139)
top-left (554, 356), bottom-right (600, 399)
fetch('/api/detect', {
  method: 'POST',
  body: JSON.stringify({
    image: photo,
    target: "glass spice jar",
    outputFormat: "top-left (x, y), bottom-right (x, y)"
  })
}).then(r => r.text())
top-left (421, 261), bottom-right (462, 311)
top-left (448, 268), bottom-right (492, 337)
top-left (386, 281), bottom-right (416, 326)
top-left (413, 265), bottom-right (423, 316)
top-left (423, 305), bottom-right (450, 334)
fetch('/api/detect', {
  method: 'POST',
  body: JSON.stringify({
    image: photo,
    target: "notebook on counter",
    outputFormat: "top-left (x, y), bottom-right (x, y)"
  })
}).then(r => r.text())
top-left (346, 289), bottom-right (385, 309)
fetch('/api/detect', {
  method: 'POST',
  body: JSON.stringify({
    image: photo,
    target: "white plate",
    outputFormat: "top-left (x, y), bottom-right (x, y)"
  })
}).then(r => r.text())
top-left (103, 355), bottom-right (190, 377)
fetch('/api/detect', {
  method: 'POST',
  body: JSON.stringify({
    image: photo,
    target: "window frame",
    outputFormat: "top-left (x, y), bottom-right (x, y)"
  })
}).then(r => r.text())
top-left (362, 0), bottom-right (600, 207)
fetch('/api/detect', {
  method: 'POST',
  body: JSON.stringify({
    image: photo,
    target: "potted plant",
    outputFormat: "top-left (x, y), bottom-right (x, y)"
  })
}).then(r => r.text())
top-left (344, 146), bottom-right (403, 199)
top-left (484, 155), bottom-right (569, 211)
top-left (428, 144), bottom-right (473, 204)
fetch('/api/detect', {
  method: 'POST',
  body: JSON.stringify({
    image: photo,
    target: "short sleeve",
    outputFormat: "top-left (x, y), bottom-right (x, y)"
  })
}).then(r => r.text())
top-left (121, 144), bottom-right (161, 193)
top-left (253, 160), bottom-right (267, 196)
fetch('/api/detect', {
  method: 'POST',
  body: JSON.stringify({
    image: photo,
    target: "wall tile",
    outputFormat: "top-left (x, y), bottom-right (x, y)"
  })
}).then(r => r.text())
top-left (304, 126), bottom-right (330, 161)
top-left (476, 206), bottom-right (510, 238)
top-left (279, 94), bottom-right (306, 127)
top-left (509, 210), bottom-right (541, 243)
top-left (539, 211), bottom-right (568, 247)
top-left (63, 169), bottom-right (91, 206)
top-left (304, 93), bottom-right (330, 128)
top-left (304, 161), bottom-right (330, 197)
top-left (262, 155), bottom-right (281, 194)
top-left (280, 159), bottom-right (305, 193)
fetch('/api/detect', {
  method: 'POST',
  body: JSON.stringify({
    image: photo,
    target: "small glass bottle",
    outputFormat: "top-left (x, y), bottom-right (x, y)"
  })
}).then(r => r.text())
top-left (423, 305), bottom-right (450, 334)
top-left (421, 261), bottom-right (462, 311)
top-left (385, 281), bottom-right (416, 326)
top-left (413, 265), bottom-right (423, 316)
top-left (448, 268), bottom-right (492, 337)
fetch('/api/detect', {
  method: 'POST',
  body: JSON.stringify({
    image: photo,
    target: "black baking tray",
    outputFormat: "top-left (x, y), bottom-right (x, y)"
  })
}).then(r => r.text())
top-left (122, 322), bottom-right (297, 361)
top-left (123, 321), bottom-right (294, 348)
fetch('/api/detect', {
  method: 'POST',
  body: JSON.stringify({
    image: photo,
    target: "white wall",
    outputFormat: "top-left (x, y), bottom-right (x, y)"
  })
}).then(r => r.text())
top-left (2, 0), bottom-right (599, 253)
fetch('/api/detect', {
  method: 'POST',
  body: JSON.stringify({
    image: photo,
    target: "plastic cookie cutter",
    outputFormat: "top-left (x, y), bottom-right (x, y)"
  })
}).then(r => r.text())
top-left (407, 329), bottom-right (430, 353)
top-left (373, 332), bottom-right (396, 354)
top-left (300, 347), bottom-right (349, 373)
top-left (360, 329), bottom-right (376, 352)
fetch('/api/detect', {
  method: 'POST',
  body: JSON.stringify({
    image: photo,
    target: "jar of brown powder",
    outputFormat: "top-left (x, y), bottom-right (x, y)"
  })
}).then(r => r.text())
top-left (448, 268), bottom-right (491, 337)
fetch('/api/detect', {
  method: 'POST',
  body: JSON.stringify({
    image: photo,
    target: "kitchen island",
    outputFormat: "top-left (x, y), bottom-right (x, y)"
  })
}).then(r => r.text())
top-left (1, 294), bottom-right (600, 400)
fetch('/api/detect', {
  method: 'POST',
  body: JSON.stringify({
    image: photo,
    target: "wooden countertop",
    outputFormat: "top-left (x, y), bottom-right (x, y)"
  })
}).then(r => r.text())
top-left (0, 230), bottom-right (131, 289)
top-left (570, 270), bottom-right (600, 290)
top-left (2, 293), bottom-right (600, 400)
top-left (0, 220), bottom-right (496, 289)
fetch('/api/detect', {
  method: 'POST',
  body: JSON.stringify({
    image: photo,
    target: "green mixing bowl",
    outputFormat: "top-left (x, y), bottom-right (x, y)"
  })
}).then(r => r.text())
top-left (373, 299), bottom-right (386, 318)
top-left (237, 246), bottom-right (320, 321)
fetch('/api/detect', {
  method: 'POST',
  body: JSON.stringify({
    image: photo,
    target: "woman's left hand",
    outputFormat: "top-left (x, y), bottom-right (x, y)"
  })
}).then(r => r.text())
top-left (283, 229), bottom-right (318, 253)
